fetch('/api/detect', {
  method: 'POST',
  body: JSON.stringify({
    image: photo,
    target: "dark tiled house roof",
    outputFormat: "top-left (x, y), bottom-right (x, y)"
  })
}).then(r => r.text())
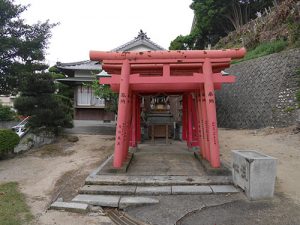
top-left (56, 60), bottom-right (101, 71)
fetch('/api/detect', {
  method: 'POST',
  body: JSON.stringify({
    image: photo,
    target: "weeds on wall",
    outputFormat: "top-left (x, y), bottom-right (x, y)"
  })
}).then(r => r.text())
top-left (233, 39), bottom-right (288, 63)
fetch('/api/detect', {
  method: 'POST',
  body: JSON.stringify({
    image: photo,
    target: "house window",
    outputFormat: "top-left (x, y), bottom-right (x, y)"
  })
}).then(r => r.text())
top-left (77, 86), bottom-right (105, 107)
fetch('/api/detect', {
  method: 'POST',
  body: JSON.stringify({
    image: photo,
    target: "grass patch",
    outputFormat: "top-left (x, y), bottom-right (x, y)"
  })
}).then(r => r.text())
top-left (0, 182), bottom-right (33, 225)
top-left (233, 39), bottom-right (288, 64)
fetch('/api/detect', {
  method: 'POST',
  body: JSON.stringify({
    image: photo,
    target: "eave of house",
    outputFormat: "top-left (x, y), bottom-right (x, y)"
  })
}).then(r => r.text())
top-left (56, 60), bottom-right (101, 77)
top-left (56, 74), bottom-right (110, 86)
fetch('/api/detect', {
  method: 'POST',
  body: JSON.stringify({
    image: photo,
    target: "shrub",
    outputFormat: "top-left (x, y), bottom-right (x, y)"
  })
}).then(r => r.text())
top-left (0, 129), bottom-right (20, 157)
top-left (0, 104), bottom-right (16, 121)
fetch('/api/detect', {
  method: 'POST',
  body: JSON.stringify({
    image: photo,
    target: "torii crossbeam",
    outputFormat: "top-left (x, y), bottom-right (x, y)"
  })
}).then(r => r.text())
top-left (90, 48), bottom-right (246, 169)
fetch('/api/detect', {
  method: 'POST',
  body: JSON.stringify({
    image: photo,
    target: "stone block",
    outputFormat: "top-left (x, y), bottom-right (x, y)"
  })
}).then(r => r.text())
top-left (135, 186), bottom-right (171, 195)
top-left (119, 196), bottom-right (159, 209)
top-left (210, 185), bottom-right (239, 193)
top-left (80, 185), bottom-right (136, 195)
top-left (72, 194), bottom-right (120, 207)
top-left (50, 201), bottom-right (89, 213)
top-left (172, 185), bottom-right (212, 195)
top-left (232, 150), bottom-right (277, 200)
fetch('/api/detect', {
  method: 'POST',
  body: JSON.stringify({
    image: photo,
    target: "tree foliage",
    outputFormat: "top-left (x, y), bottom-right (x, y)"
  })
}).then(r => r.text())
top-left (0, 0), bottom-right (56, 95)
top-left (169, 0), bottom-right (274, 50)
top-left (14, 73), bottom-right (73, 134)
top-left (48, 66), bottom-right (74, 99)
top-left (89, 77), bottom-right (118, 114)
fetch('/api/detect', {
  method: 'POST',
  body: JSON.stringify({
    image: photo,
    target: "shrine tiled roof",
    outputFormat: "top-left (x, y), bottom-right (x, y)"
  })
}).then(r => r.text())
top-left (112, 30), bottom-right (165, 51)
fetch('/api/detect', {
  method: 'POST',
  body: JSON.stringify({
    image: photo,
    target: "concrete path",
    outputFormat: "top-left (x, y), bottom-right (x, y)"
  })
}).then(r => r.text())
top-left (125, 193), bottom-right (300, 225)
top-left (127, 143), bottom-right (205, 176)
top-left (64, 120), bottom-right (116, 135)
top-left (98, 142), bottom-right (214, 176)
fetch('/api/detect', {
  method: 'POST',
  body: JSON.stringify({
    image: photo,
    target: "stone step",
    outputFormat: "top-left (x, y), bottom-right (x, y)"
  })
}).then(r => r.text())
top-left (72, 194), bottom-right (159, 209)
top-left (79, 185), bottom-right (136, 195)
top-left (136, 186), bottom-right (172, 195)
top-left (72, 194), bottom-right (120, 207)
top-left (79, 184), bottom-right (239, 196)
top-left (86, 175), bottom-right (232, 186)
top-left (50, 201), bottom-right (89, 213)
top-left (119, 196), bottom-right (159, 209)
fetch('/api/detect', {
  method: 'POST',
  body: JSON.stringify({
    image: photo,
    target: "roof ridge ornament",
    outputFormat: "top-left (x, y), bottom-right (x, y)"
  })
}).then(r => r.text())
top-left (135, 29), bottom-right (150, 40)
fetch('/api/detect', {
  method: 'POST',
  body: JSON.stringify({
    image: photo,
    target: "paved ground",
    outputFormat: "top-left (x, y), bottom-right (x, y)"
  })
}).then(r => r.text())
top-left (127, 142), bottom-right (204, 176)
top-left (2, 121), bottom-right (298, 225)
top-left (177, 194), bottom-right (300, 225)
top-left (125, 193), bottom-right (300, 225)
top-left (64, 120), bottom-right (116, 135)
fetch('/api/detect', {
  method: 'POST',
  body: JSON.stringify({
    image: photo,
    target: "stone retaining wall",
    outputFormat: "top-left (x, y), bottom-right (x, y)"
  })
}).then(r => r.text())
top-left (216, 49), bottom-right (300, 128)
top-left (0, 121), bottom-right (19, 129)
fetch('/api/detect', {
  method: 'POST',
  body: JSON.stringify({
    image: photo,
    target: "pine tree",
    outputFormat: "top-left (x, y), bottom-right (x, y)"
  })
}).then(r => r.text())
top-left (14, 73), bottom-right (73, 134)
top-left (0, 0), bottom-right (56, 94)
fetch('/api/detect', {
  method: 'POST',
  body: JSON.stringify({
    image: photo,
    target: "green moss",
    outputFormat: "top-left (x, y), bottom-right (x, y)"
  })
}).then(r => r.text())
top-left (0, 182), bottom-right (33, 225)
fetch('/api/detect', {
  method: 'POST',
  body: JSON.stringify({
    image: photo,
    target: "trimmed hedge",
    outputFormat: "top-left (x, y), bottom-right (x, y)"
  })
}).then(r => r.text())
top-left (0, 129), bottom-right (20, 157)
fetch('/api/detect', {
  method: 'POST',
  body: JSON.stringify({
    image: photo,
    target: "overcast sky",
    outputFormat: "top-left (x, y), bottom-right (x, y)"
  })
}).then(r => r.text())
top-left (16, 0), bottom-right (194, 66)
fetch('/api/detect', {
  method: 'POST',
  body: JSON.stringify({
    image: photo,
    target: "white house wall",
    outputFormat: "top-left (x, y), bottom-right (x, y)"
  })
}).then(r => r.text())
top-left (74, 70), bottom-right (95, 77)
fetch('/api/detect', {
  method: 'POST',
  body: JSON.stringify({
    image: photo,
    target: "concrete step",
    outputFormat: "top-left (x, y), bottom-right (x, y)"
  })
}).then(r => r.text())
top-left (86, 175), bottom-right (232, 186)
top-left (72, 194), bottom-right (159, 209)
top-left (119, 196), bottom-right (159, 209)
top-left (50, 201), bottom-right (89, 213)
top-left (79, 184), bottom-right (239, 196)
top-left (72, 194), bottom-right (120, 207)
top-left (79, 185), bottom-right (136, 195)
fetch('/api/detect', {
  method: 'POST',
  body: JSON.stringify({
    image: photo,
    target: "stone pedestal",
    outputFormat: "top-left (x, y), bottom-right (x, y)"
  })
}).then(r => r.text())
top-left (232, 150), bottom-right (277, 200)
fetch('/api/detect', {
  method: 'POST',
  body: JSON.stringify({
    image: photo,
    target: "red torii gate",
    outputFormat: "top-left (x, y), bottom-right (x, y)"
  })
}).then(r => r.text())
top-left (90, 48), bottom-right (246, 169)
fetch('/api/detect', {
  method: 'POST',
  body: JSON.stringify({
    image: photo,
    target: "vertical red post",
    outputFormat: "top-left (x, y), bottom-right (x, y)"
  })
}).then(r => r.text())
top-left (200, 86), bottom-right (210, 161)
top-left (191, 94), bottom-right (199, 147)
top-left (187, 94), bottom-right (193, 148)
top-left (131, 94), bottom-right (137, 147)
top-left (113, 60), bottom-right (130, 168)
top-left (124, 91), bottom-right (132, 160)
top-left (136, 96), bottom-right (141, 143)
top-left (195, 92), bottom-right (205, 158)
top-left (182, 94), bottom-right (187, 141)
top-left (203, 59), bottom-right (220, 168)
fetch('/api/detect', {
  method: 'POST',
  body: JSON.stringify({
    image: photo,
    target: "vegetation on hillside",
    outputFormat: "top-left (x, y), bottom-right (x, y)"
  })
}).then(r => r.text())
top-left (0, 182), bottom-right (33, 225)
top-left (169, 0), bottom-right (274, 50)
top-left (215, 0), bottom-right (300, 50)
top-left (233, 39), bottom-right (288, 63)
